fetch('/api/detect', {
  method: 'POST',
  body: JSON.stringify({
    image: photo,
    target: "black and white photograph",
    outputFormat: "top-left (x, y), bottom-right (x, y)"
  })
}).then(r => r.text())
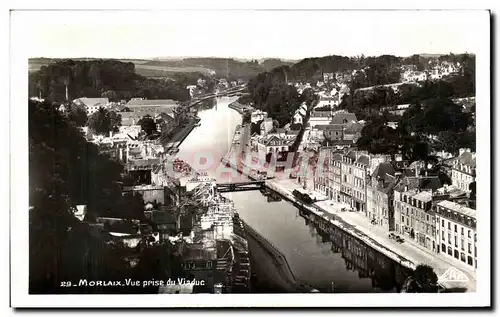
top-left (9, 6), bottom-right (491, 308)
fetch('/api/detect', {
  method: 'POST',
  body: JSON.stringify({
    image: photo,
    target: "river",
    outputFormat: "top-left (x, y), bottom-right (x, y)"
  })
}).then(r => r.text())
top-left (177, 97), bottom-right (410, 293)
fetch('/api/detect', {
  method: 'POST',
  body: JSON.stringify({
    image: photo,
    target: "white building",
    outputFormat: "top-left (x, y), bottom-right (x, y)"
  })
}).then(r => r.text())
top-left (73, 97), bottom-right (110, 116)
top-left (251, 110), bottom-right (268, 123)
top-left (435, 200), bottom-right (477, 270)
top-left (451, 149), bottom-right (476, 193)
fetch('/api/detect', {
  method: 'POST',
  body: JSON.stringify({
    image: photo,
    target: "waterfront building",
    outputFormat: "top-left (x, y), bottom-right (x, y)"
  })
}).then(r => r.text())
top-left (366, 162), bottom-right (398, 230)
top-left (339, 150), bottom-right (370, 212)
top-left (393, 176), bottom-right (442, 251)
top-left (435, 200), bottom-right (477, 270)
top-left (450, 148), bottom-right (476, 193)
top-left (256, 135), bottom-right (293, 158)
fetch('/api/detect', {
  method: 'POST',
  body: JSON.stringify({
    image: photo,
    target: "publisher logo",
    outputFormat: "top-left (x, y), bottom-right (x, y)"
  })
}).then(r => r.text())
top-left (438, 267), bottom-right (469, 283)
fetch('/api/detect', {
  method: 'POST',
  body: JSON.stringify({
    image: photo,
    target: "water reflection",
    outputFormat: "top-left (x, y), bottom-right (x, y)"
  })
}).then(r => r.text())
top-left (178, 98), bottom-right (412, 293)
top-left (298, 207), bottom-right (412, 292)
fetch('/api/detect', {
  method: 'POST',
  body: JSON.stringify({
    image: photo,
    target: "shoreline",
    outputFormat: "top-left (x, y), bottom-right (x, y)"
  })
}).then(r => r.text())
top-left (221, 124), bottom-right (476, 292)
top-left (243, 219), bottom-right (311, 293)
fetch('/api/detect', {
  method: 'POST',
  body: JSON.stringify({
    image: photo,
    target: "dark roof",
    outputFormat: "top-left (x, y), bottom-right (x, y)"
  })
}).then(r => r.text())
top-left (357, 155), bottom-right (369, 165)
top-left (151, 210), bottom-right (177, 224)
top-left (315, 124), bottom-right (343, 131)
top-left (74, 97), bottom-right (109, 107)
top-left (216, 240), bottom-right (233, 259)
top-left (346, 150), bottom-right (357, 160)
top-left (344, 122), bottom-right (363, 134)
top-left (126, 99), bottom-right (178, 107)
top-left (457, 151), bottom-right (476, 166)
top-left (394, 176), bottom-right (442, 193)
top-left (331, 112), bottom-right (357, 125)
top-left (331, 153), bottom-right (343, 161)
top-left (328, 139), bottom-right (354, 146)
top-left (372, 162), bottom-right (396, 179)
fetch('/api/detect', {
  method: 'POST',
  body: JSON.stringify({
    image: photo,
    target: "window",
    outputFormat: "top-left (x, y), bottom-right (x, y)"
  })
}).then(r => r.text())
top-left (461, 252), bottom-right (466, 263)
top-left (454, 250), bottom-right (459, 259)
top-left (442, 219), bottom-right (445, 227)
top-left (468, 243), bottom-right (472, 254)
top-left (461, 227), bottom-right (464, 235)
top-left (474, 246), bottom-right (477, 257)
top-left (426, 215), bottom-right (429, 222)
top-left (454, 224), bottom-right (457, 233)
top-left (448, 222), bottom-right (451, 230)
top-left (468, 230), bottom-right (471, 238)
top-left (467, 256), bottom-right (473, 266)
top-left (442, 244), bottom-right (446, 252)
top-left (442, 231), bottom-right (445, 240)
top-left (448, 233), bottom-right (451, 244)
top-left (448, 246), bottom-right (452, 256)
top-left (402, 215), bottom-right (405, 223)
top-left (461, 239), bottom-right (464, 251)
top-left (454, 236), bottom-right (458, 248)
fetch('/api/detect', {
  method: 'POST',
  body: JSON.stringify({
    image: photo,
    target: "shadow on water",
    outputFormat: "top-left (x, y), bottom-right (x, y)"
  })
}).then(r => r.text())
top-left (227, 190), bottom-right (414, 293)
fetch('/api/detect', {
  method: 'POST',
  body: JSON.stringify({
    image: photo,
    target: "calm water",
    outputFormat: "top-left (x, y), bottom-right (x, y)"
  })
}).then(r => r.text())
top-left (178, 97), bottom-right (408, 293)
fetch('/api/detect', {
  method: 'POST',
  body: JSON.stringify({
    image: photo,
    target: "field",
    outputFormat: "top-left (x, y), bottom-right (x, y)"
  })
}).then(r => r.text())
top-left (134, 64), bottom-right (215, 77)
top-left (28, 58), bottom-right (215, 77)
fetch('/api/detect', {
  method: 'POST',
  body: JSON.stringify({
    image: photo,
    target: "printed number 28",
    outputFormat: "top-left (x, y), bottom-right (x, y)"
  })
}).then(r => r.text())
top-left (60, 281), bottom-right (72, 287)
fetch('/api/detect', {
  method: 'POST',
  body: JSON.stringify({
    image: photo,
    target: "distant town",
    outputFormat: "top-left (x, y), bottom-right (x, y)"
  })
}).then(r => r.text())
top-left (29, 53), bottom-right (476, 294)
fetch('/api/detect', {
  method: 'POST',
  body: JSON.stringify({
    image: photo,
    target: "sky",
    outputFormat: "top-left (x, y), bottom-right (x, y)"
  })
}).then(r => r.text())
top-left (12, 10), bottom-right (487, 60)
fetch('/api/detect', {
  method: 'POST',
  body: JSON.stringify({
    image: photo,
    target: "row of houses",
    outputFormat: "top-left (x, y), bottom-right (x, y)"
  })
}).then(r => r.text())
top-left (401, 61), bottom-right (461, 83)
top-left (313, 147), bottom-right (477, 271)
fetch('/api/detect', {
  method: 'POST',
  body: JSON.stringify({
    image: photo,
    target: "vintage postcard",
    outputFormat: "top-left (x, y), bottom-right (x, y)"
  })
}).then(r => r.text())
top-left (9, 8), bottom-right (491, 308)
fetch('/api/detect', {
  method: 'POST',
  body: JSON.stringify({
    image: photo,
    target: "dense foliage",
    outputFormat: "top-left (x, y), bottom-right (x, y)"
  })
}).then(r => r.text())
top-left (405, 264), bottom-right (439, 293)
top-left (356, 96), bottom-right (474, 164)
top-left (29, 100), bottom-right (183, 294)
top-left (87, 108), bottom-right (122, 136)
top-left (247, 73), bottom-right (303, 127)
top-left (29, 100), bottom-right (130, 293)
top-left (28, 59), bottom-right (216, 102)
top-left (138, 115), bottom-right (157, 136)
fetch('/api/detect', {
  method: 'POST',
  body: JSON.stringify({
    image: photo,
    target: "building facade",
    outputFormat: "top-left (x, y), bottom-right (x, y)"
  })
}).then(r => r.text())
top-left (451, 149), bottom-right (476, 193)
top-left (366, 162), bottom-right (398, 230)
top-left (340, 151), bottom-right (369, 213)
top-left (393, 176), bottom-right (442, 252)
top-left (435, 200), bottom-right (477, 270)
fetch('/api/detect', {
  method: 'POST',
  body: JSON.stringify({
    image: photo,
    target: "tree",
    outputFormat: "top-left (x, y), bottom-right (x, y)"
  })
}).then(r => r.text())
top-left (29, 100), bottom-right (132, 294)
top-left (242, 111), bottom-right (251, 125)
top-left (101, 90), bottom-right (117, 100)
top-left (66, 103), bottom-right (88, 127)
top-left (138, 115), bottom-right (157, 136)
top-left (88, 108), bottom-right (122, 136)
top-left (356, 121), bottom-right (400, 159)
top-left (411, 264), bottom-right (438, 293)
top-left (469, 181), bottom-right (476, 200)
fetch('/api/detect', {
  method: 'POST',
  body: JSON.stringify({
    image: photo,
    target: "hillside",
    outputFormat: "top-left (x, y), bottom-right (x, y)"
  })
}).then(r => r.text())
top-left (28, 59), bottom-right (216, 102)
top-left (29, 57), bottom-right (294, 79)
